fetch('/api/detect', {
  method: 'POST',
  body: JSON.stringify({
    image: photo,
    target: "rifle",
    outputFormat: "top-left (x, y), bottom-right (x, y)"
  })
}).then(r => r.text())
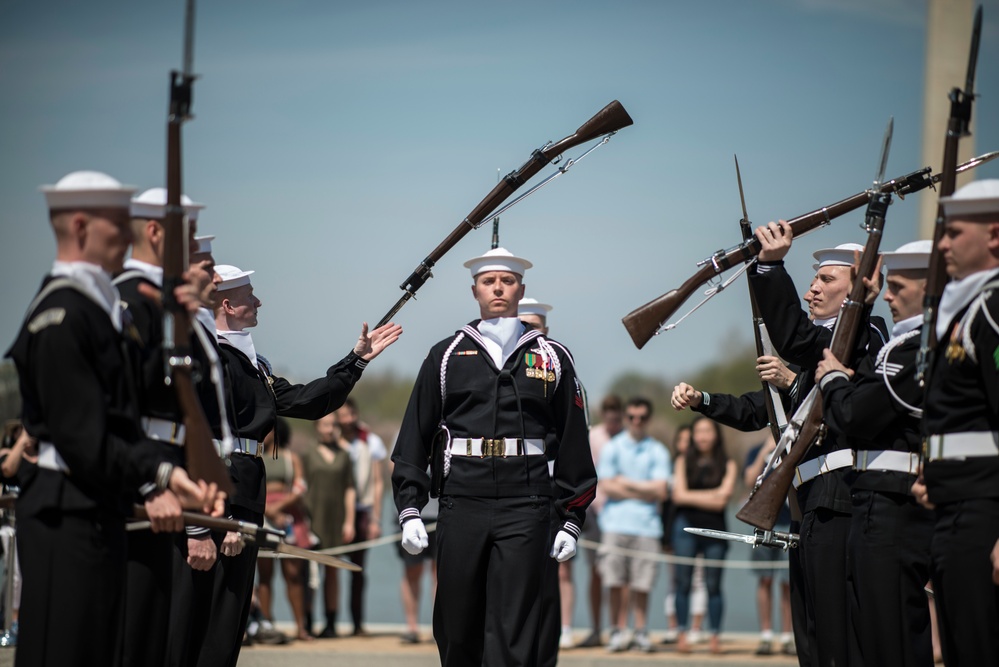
top-left (736, 155), bottom-right (788, 444)
top-left (375, 100), bottom-right (634, 327)
top-left (736, 119), bottom-right (895, 531)
top-left (622, 151), bottom-right (999, 350)
top-left (161, 0), bottom-right (233, 494)
top-left (132, 506), bottom-right (359, 570)
top-left (916, 6), bottom-right (983, 384)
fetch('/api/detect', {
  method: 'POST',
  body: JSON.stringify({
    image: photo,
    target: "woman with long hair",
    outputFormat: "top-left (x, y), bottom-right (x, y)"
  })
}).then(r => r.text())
top-left (670, 415), bottom-right (737, 654)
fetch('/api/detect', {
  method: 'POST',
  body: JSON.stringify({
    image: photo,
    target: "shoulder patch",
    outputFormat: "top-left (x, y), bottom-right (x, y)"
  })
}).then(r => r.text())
top-left (27, 307), bottom-right (66, 333)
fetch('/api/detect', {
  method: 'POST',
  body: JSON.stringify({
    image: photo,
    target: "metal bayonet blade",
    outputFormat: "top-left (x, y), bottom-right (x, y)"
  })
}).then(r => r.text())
top-left (735, 154), bottom-right (750, 225)
top-left (182, 0), bottom-right (197, 76)
top-left (956, 150), bottom-right (999, 174)
top-left (269, 541), bottom-right (362, 571)
top-left (966, 6), bottom-right (982, 98)
top-left (683, 527), bottom-right (757, 545)
top-left (873, 116), bottom-right (894, 190)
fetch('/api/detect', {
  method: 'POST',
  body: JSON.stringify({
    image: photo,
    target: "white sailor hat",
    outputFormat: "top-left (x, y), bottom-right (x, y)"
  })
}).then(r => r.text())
top-left (940, 179), bottom-right (999, 219)
top-left (463, 247), bottom-right (533, 277)
top-left (215, 264), bottom-right (254, 291)
top-left (518, 298), bottom-right (553, 317)
top-left (812, 243), bottom-right (865, 271)
top-left (40, 170), bottom-right (137, 211)
top-left (193, 235), bottom-right (215, 255)
top-left (881, 240), bottom-right (932, 272)
top-left (130, 187), bottom-right (205, 221)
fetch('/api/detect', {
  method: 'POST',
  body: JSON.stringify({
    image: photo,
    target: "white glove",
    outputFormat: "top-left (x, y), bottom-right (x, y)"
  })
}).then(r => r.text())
top-left (401, 519), bottom-right (429, 555)
top-left (550, 530), bottom-right (577, 562)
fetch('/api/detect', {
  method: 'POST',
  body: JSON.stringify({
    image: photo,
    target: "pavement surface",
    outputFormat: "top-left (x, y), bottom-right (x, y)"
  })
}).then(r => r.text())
top-left (232, 625), bottom-right (799, 667)
top-left (0, 627), bottom-right (797, 667)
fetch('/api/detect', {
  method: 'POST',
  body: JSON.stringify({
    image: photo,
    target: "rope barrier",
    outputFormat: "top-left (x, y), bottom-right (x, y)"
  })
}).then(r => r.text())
top-left (260, 522), bottom-right (789, 569)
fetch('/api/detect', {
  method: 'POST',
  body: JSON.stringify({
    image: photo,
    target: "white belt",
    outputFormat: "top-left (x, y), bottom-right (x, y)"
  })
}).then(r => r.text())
top-left (228, 438), bottom-right (262, 457)
top-left (794, 449), bottom-right (854, 489)
top-left (141, 417), bottom-right (186, 446)
top-left (854, 450), bottom-right (920, 475)
top-left (925, 431), bottom-right (999, 461)
top-left (38, 441), bottom-right (70, 473)
top-left (449, 438), bottom-right (545, 457)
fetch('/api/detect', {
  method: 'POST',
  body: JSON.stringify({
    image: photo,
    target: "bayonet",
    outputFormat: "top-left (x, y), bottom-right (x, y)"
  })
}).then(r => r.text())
top-left (683, 527), bottom-right (798, 551)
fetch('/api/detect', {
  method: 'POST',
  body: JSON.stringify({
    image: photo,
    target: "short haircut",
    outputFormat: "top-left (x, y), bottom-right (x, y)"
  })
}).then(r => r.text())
top-left (626, 396), bottom-right (653, 417)
top-left (600, 394), bottom-right (623, 413)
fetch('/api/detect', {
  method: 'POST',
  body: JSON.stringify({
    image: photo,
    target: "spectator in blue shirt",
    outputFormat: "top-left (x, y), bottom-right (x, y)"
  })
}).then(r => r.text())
top-left (597, 397), bottom-right (671, 653)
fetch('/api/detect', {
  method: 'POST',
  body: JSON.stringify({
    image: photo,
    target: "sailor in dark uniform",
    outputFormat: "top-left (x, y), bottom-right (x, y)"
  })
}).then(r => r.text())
top-left (749, 228), bottom-right (887, 667)
top-left (113, 187), bottom-right (219, 667)
top-left (391, 247), bottom-right (597, 667)
top-left (195, 264), bottom-right (402, 667)
top-left (5, 171), bottom-right (221, 667)
top-left (911, 180), bottom-right (999, 667)
top-left (815, 240), bottom-right (935, 667)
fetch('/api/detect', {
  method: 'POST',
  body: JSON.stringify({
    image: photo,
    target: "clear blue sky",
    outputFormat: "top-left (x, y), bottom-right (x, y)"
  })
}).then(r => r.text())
top-left (2, 0), bottom-right (998, 402)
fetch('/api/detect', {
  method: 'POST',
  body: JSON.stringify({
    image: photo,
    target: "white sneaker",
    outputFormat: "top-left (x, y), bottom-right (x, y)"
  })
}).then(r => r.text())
top-left (559, 629), bottom-right (574, 649)
top-left (631, 629), bottom-right (653, 653)
top-left (607, 628), bottom-right (631, 653)
top-left (687, 629), bottom-right (703, 645)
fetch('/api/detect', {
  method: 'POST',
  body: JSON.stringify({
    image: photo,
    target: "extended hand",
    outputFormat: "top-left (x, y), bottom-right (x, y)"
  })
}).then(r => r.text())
top-left (187, 535), bottom-right (218, 571)
top-left (144, 489), bottom-right (184, 533)
top-left (852, 252), bottom-right (883, 306)
top-left (168, 468), bottom-right (226, 516)
top-left (756, 355), bottom-right (795, 390)
top-left (136, 269), bottom-right (209, 316)
top-left (401, 519), bottom-right (429, 555)
top-left (220, 531), bottom-right (246, 557)
top-left (910, 468), bottom-right (934, 510)
top-left (992, 539), bottom-right (999, 586)
top-left (550, 530), bottom-right (578, 562)
top-left (755, 220), bottom-right (793, 263)
top-left (353, 322), bottom-right (403, 360)
top-left (814, 349), bottom-right (852, 384)
top-left (671, 382), bottom-right (702, 410)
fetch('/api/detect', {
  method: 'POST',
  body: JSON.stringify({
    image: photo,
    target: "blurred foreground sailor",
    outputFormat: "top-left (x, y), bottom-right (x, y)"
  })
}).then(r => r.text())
top-left (5, 171), bottom-right (220, 667)
top-left (392, 247), bottom-right (596, 667)
top-left (913, 180), bottom-right (999, 667)
top-left (816, 240), bottom-right (934, 667)
top-left (115, 187), bottom-right (223, 667)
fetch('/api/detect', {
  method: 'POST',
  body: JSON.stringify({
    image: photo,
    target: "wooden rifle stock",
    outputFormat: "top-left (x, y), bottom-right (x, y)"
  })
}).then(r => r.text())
top-left (377, 100), bottom-right (634, 327)
top-left (622, 154), bottom-right (999, 349)
top-left (162, 3), bottom-right (233, 496)
top-left (737, 149), bottom-right (892, 529)
top-left (917, 6), bottom-right (982, 382)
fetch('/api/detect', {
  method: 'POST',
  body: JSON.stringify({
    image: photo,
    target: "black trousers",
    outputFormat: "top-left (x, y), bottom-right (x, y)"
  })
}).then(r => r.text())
top-left (536, 520), bottom-right (561, 667)
top-left (930, 497), bottom-right (999, 667)
top-left (799, 507), bottom-right (850, 667)
top-left (347, 507), bottom-right (372, 631)
top-left (120, 528), bottom-right (176, 667)
top-left (846, 489), bottom-right (933, 667)
top-left (787, 519), bottom-right (812, 667)
top-left (17, 508), bottom-right (126, 667)
top-left (434, 495), bottom-right (553, 667)
top-left (165, 532), bottom-right (219, 667)
top-left (194, 454), bottom-right (265, 667)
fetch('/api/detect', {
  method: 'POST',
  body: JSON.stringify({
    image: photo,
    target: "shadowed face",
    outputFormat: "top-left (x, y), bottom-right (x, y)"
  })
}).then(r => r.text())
top-left (75, 207), bottom-right (133, 272)
top-left (883, 270), bottom-right (926, 323)
top-left (220, 284), bottom-right (260, 330)
top-left (938, 219), bottom-right (999, 280)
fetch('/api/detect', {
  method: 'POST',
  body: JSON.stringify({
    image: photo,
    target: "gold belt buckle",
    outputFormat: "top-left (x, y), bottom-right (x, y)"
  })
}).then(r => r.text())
top-left (484, 438), bottom-right (499, 457)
